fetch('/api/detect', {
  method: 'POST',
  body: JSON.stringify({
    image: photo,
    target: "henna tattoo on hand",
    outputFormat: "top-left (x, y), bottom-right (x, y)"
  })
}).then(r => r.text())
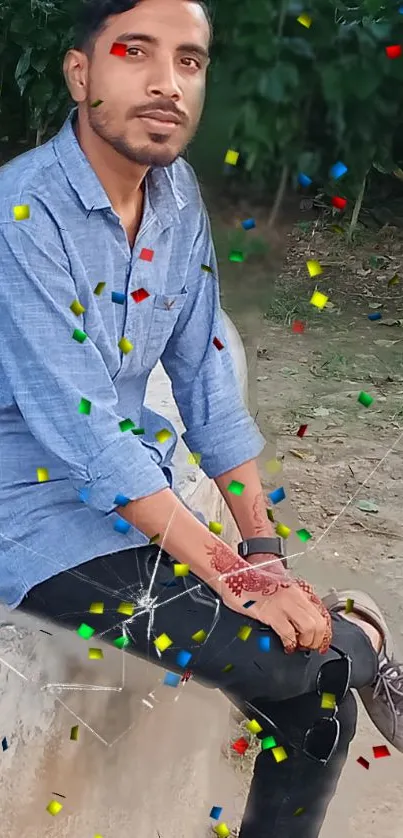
top-left (206, 541), bottom-right (292, 598)
top-left (251, 492), bottom-right (271, 536)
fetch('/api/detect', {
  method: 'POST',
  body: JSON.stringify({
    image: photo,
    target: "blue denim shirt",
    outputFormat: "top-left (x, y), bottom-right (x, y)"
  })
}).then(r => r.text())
top-left (0, 109), bottom-right (265, 609)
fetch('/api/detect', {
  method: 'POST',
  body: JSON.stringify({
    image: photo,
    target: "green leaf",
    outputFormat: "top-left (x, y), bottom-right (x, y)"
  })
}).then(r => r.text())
top-left (15, 47), bottom-right (33, 80)
top-left (31, 53), bottom-right (49, 73)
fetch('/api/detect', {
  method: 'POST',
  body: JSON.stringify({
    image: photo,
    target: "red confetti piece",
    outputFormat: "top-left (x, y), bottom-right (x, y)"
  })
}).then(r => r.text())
top-left (297, 424), bottom-right (308, 438)
top-left (331, 196), bottom-right (347, 210)
top-left (292, 320), bottom-right (305, 334)
top-left (131, 288), bottom-right (150, 304)
top-left (181, 670), bottom-right (193, 683)
top-left (110, 42), bottom-right (127, 57)
top-left (357, 756), bottom-right (369, 769)
top-left (373, 744), bottom-right (390, 759)
top-left (232, 737), bottom-right (249, 755)
top-left (213, 337), bottom-right (224, 351)
top-left (140, 248), bottom-right (154, 262)
top-left (385, 45), bottom-right (402, 59)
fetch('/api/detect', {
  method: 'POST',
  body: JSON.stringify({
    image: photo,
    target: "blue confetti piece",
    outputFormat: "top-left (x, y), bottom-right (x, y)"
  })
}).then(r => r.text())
top-left (259, 635), bottom-right (271, 652)
top-left (114, 493), bottom-right (131, 506)
top-left (1, 737), bottom-right (8, 752)
top-left (241, 218), bottom-right (256, 231)
top-left (209, 806), bottom-right (223, 820)
top-left (160, 579), bottom-right (178, 588)
top-left (163, 671), bottom-right (181, 688)
top-left (78, 488), bottom-right (90, 503)
top-left (268, 486), bottom-right (286, 505)
top-left (367, 312), bottom-right (382, 321)
top-left (399, 4), bottom-right (403, 12)
top-left (114, 518), bottom-right (131, 535)
top-left (176, 649), bottom-right (193, 667)
top-left (243, 600), bottom-right (256, 609)
top-left (329, 161), bottom-right (348, 180)
top-left (111, 291), bottom-right (126, 305)
top-left (298, 172), bottom-right (312, 188)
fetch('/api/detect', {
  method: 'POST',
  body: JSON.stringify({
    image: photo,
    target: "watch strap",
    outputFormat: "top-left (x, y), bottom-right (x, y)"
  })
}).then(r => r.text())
top-left (237, 536), bottom-right (286, 559)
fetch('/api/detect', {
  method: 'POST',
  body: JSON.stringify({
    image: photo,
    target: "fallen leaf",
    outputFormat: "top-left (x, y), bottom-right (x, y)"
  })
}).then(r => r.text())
top-left (355, 500), bottom-right (379, 513)
top-left (289, 449), bottom-right (317, 462)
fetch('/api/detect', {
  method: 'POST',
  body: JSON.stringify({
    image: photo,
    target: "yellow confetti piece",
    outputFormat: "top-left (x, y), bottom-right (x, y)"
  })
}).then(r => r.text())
top-left (37, 467), bottom-right (49, 483)
top-left (154, 632), bottom-right (173, 652)
top-left (310, 290), bottom-right (328, 310)
top-left (192, 629), bottom-right (207, 643)
top-left (265, 459), bottom-right (282, 475)
top-left (222, 663), bottom-right (234, 673)
top-left (88, 648), bottom-right (104, 660)
top-left (117, 601), bottom-right (135, 616)
top-left (118, 337), bottom-right (133, 354)
top-left (246, 719), bottom-right (263, 735)
top-left (388, 273), bottom-right (399, 287)
top-left (321, 692), bottom-right (336, 710)
top-left (237, 625), bottom-right (252, 642)
top-left (294, 807), bottom-right (305, 816)
top-left (214, 824), bottom-right (231, 838)
top-left (224, 149), bottom-right (239, 166)
top-left (70, 299), bottom-right (86, 316)
top-left (155, 428), bottom-right (172, 444)
top-left (70, 725), bottom-right (79, 741)
top-left (275, 522), bottom-right (291, 539)
top-left (272, 745), bottom-right (288, 763)
top-left (89, 602), bottom-right (104, 614)
top-left (46, 800), bottom-right (63, 816)
top-left (345, 597), bottom-right (354, 614)
top-left (209, 521), bottom-right (223, 535)
top-left (306, 259), bottom-right (322, 278)
top-left (94, 834), bottom-right (104, 838)
top-left (173, 563), bottom-right (190, 577)
top-left (13, 204), bottom-right (30, 221)
top-left (297, 13), bottom-right (312, 28)
top-left (149, 533), bottom-right (160, 544)
top-left (188, 452), bottom-right (201, 466)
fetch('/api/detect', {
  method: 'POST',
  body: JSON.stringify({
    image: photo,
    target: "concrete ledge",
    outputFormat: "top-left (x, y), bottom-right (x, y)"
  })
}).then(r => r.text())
top-left (0, 312), bottom-right (248, 838)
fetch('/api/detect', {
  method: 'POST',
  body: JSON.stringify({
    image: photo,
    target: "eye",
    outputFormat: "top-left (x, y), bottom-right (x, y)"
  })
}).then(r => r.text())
top-left (126, 46), bottom-right (144, 56)
top-left (181, 56), bottom-right (201, 69)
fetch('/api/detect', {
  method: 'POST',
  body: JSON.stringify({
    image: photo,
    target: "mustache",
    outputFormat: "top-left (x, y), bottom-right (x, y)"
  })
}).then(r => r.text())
top-left (128, 101), bottom-right (187, 122)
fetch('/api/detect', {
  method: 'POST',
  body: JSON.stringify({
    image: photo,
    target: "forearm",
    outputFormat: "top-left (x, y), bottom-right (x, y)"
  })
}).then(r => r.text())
top-left (214, 458), bottom-right (275, 540)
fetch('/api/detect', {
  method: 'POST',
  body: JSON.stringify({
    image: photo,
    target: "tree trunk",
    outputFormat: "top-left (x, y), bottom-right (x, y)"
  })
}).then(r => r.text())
top-left (348, 172), bottom-right (368, 242)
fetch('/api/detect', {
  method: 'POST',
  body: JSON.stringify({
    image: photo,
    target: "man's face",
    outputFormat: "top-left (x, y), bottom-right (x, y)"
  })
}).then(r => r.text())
top-left (69, 0), bottom-right (210, 168)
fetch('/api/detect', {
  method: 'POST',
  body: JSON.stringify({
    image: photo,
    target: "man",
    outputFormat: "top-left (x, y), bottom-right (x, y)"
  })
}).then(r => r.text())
top-left (0, 0), bottom-right (402, 835)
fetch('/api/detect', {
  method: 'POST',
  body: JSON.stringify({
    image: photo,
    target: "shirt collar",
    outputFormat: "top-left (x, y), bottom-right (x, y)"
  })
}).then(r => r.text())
top-left (52, 107), bottom-right (188, 225)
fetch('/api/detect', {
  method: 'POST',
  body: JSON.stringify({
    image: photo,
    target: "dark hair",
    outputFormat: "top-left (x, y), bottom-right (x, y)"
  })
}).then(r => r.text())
top-left (74, 0), bottom-right (214, 55)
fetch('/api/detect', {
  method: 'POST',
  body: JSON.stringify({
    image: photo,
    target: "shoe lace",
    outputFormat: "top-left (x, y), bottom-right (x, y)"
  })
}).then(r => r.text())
top-left (373, 658), bottom-right (403, 737)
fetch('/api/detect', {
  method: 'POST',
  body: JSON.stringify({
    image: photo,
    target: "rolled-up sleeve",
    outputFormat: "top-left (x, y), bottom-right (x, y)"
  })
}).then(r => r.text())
top-left (0, 221), bottom-right (168, 512)
top-left (161, 203), bottom-right (266, 478)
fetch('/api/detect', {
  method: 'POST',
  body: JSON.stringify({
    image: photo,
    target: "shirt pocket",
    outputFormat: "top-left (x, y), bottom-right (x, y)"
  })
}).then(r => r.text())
top-left (142, 291), bottom-right (188, 370)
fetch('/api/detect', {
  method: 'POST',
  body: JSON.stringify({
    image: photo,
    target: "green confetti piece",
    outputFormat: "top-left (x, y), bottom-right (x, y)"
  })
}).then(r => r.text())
top-left (201, 263), bottom-right (214, 274)
top-left (94, 282), bottom-right (106, 296)
top-left (149, 533), bottom-right (160, 544)
top-left (70, 299), bottom-right (86, 316)
top-left (229, 250), bottom-right (244, 263)
top-left (294, 807), bottom-right (305, 817)
top-left (227, 480), bottom-right (245, 496)
top-left (266, 507), bottom-right (275, 523)
top-left (78, 398), bottom-right (92, 415)
top-left (77, 622), bottom-right (95, 640)
top-left (91, 99), bottom-right (104, 108)
top-left (72, 328), bottom-right (87, 344)
top-left (357, 391), bottom-right (373, 407)
top-left (296, 528), bottom-right (312, 542)
top-left (114, 635), bottom-right (130, 649)
top-left (345, 597), bottom-right (354, 614)
top-left (222, 663), bottom-right (234, 673)
top-left (261, 735), bottom-right (277, 750)
top-left (70, 725), bottom-right (79, 741)
top-left (119, 418), bottom-right (135, 432)
top-left (131, 427), bottom-right (145, 435)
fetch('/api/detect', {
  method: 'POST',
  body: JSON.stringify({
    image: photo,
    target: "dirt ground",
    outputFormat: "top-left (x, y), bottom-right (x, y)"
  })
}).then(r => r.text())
top-left (216, 207), bottom-right (403, 836)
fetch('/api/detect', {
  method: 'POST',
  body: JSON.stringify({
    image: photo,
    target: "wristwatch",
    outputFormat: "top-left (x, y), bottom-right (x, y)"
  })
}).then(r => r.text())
top-left (237, 536), bottom-right (288, 569)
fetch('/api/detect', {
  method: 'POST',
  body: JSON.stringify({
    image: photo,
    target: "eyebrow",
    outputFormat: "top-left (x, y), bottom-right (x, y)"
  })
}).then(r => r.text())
top-left (115, 32), bottom-right (210, 62)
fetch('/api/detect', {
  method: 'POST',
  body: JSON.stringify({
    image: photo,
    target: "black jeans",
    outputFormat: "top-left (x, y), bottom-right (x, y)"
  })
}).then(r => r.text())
top-left (18, 546), bottom-right (378, 837)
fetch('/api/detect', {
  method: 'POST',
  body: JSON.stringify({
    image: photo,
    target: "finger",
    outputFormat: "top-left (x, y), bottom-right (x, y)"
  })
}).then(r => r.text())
top-left (287, 604), bottom-right (317, 649)
top-left (270, 613), bottom-right (298, 654)
top-left (306, 589), bottom-right (333, 653)
top-left (293, 580), bottom-right (329, 650)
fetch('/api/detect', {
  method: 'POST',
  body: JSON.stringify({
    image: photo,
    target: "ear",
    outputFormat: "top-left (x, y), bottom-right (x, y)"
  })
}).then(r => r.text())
top-left (63, 49), bottom-right (88, 103)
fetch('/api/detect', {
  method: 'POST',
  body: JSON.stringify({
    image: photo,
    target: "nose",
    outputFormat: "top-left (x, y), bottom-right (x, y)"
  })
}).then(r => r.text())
top-left (146, 53), bottom-right (182, 102)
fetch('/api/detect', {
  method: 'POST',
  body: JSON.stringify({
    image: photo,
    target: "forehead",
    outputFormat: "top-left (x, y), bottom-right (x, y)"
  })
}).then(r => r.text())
top-left (104, 0), bottom-right (210, 45)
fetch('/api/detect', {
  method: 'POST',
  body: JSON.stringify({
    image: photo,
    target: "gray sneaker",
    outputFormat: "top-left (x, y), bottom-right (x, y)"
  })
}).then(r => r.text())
top-left (323, 588), bottom-right (403, 752)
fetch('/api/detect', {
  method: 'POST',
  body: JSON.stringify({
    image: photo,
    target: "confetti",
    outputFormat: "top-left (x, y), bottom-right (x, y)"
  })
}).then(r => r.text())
top-left (310, 290), bottom-right (328, 309)
top-left (210, 806), bottom-right (223, 820)
top-left (94, 282), bottom-right (106, 296)
top-left (329, 161), bottom-right (348, 180)
top-left (208, 521), bottom-right (223, 535)
top-left (388, 273), bottom-right (399, 287)
top-left (13, 204), bottom-right (30, 221)
top-left (192, 629), bottom-right (207, 643)
top-left (357, 756), bottom-right (369, 769)
top-left (213, 336), bottom-right (225, 350)
top-left (229, 250), bottom-right (244, 262)
top-left (237, 625), bottom-right (252, 642)
top-left (119, 418), bottom-right (136, 432)
top-left (90, 99), bottom-right (104, 108)
top-left (114, 635), bottom-right (130, 649)
top-left (224, 149), bottom-right (239, 166)
top-left (118, 337), bottom-right (133, 354)
top-left (266, 508), bottom-right (275, 522)
top-left (298, 172), bottom-right (312, 187)
top-left (227, 480), bottom-right (245, 495)
top-left (181, 669), bottom-right (193, 682)
top-left (163, 672), bottom-right (181, 687)
top-left (297, 13), bottom-right (312, 28)
top-left (176, 650), bottom-right (192, 667)
top-left (222, 663), bottom-right (234, 673)
top-left (232, 737), bottom-right (249, 755)
top-left (88, 648), bottom-right (103, 660)
top-left (139, 247), bottom-right (154, 262)
top-left (155, 428), bottom-right (172, 444)
top-left (297, 423), bottom-right (308, 438)
top-left (72, 328), bottom-right (87, 343)
top-left (154, 633), bottom-right (173, 652)
top-left (201, 263), bottom-right (214, 273)
top-left (78, 488), bottom-right (90, 503)
top-left (275, 522), bottom-right (291, 538)
top-left (46, 800), bottom-right (63, 816)
top-left (268, 487), bottom-right (285, 505)
top-left (321, 692), bottom-right (336, 710)
top-left (292, 320), bottom-right (305, 333)
top-left (89, 602), bottom-right (104, 615)
top-left (345, 597), bottom-right (354, 614)
top-left (37, 467), bottom-right (49, 483)
top-left (131, 287), bottom-right (150, 303)
top-left (294, 808), bottom-right (305, 816)
top-left (114, 494), bottom-right (131, 507)
top-left (306, 260), bottom-right (323, 278)
top-left (246, 719), bottom-right (263, 735)
top-left (114, 518), bottom-right (131, 534)
top-left (243, 600), bottom-right (256, 609)
top-left (214, 824), bottom-right (231, 838)
top-left (77, 623), bottom-right (95, 639)
top-left (110, 42), bottom-right (127, 56)
top-left (368, 312), bottom-right (382, 321)
top-left (373, 744), bottom-right (390, 758)
top-left (331, 196), bottom-right (347, 210)
top-left (149, 533), bottom-right (160, 544)
top-left (272, 745), bottom-right (288, 763)
top-left (265, 459), bottom-right (282, 474)
top-left (70, 299), bottom-right (86, 316)
top-left (296, 527), bottom-right (312, 542)
top-left (385, 44), bottom-right (402, 59)
top-left (70, 725), bottom-right (79, 741)
top-left (173, 563), bottom-right (190, 577)
top-left (258, 635), bottom-right (271, 652)
top-left (78, 398), bottom-right (92, 415)
top-left (242, 218), bottom-right (256, 230)
top-left (261, 735), bottom-right (277, 750)
top-left (112, 291), bottom-right (126, 305)
top-left (357, 390), bottom-right (373, 407)
top-left (1, 737), bottom-right (9, 751)
top-left (188, 452), bottom-right (202, 466)
top-left (117, 601), bottom-right (134, 616)
top-left (131, 427), bottom-right (145, 435)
